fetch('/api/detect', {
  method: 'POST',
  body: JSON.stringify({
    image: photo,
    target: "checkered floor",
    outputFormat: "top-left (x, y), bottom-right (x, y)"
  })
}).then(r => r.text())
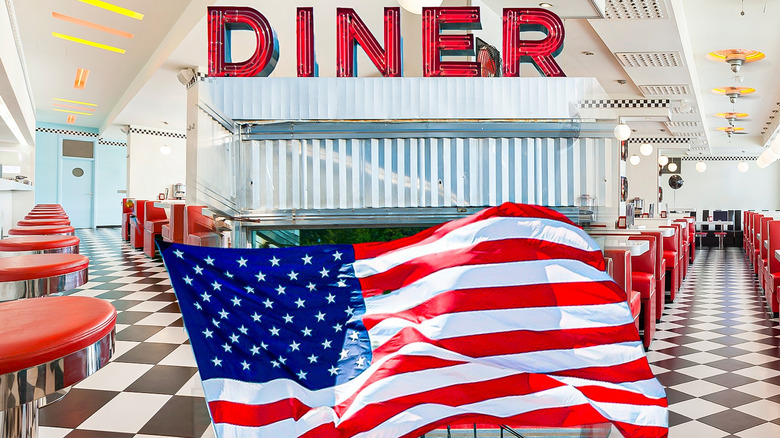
top-left (35, 228), bottom-right (780, 437)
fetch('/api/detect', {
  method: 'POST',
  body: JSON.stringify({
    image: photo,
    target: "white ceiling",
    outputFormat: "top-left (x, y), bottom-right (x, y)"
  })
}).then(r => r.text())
top-left (10, 0), bottom-right (780, 156)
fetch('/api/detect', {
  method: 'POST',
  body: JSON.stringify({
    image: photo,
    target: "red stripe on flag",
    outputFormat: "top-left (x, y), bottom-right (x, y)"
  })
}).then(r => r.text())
top-left (576, 385), bottom-right (668, 407)
top-left (354, 203), bottom-right (577, 260)
top-left (550, 358), bottom-right (658, 384)
top-left (362, 281), bottom-right (628, 330)
top-left (371, 324), bottom-right (640, 360)
top-left (358, 239), bottom-right (606, 297)
top-left (209, 397), bottom-right (310, 427)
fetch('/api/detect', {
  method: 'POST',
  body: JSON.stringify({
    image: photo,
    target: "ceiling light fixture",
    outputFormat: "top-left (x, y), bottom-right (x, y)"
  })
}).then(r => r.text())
top-left (66, 115), bottom-right (76, 124)
top-left (53, 98), bottom-right (97, 107)
top-left (52, 32), bottom-right (125, 54)
top-left (711, 86), bottom-right (755, 104)
top-left (614, 123), bottom-right (631, 141)
top-left (738, 161), bottom-right (749, 173)
top-left (707, 49), bottom-right (765, 73)
top-left (160, 145), bottom-right (171, 155)
top-left (629, 154), bottom-right (640, 165)
top-left (73, 68), bottom-right (89, 90)
top-left (717, 126), bottom-right (747, 138)
top-left (658, 155), bottom-right (669, 166)
top-left (52, 108), bottom-right (93, 116)
top-left (667, 162), bottom-right (678, 172)
top-left (53, 103), bottom-right (94, 112)
top-left (77, 0), bottom-right (144, 20)
top-left (640, 143), bottom-right (653, 156)
top-left (695, 161), bottom-right (707, 173)
top-left (715, 112), bottom-right (749, 127)
top-left (396, 0), bottom-right (444, 15)
top-left (539, 2), bottom-right (553, 7)
top-left (51, 12), bottom-right (134, 38)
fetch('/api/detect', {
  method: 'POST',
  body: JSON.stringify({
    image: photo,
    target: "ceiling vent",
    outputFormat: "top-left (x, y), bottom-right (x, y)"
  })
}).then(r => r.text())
top-left (666, 121), bottom-right (701, 128)
top-left (672, 105), bottom-right (697, 114)
top-left (604, 0), bottom-right (665, 19)
top-left (616, 52), bottom-right (682, 68)
top-left (672, 132), bottom-right (704, 138)
top-left (639, 84), bottom-right (690, 96)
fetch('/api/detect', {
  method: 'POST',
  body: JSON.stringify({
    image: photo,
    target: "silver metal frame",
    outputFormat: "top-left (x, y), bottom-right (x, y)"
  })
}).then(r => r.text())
top-left (0, 269), bottom-right (88, 302)
top-left (0, 331), bottom-right (114, 437)
top-left (0, 245), bottom-right (79, 258)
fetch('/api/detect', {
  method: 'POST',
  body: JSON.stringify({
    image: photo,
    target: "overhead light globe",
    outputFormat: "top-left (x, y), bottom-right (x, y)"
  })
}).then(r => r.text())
top-left (757, 155), bottom-right (771, 168)
top-left (667, 162), bottom-right (678, 172)
top-left (629, 154), bottom-right (641, 165)
top-left (738, 161), bottom-right (749, 172)
top-left (695, 161), bottom-right (707, 172)
top-left (658, 155), bottom-right (669, 166)
top-left (396, 0), bottom-right (444, 14)
top-left (613, 123), bottom-right (631, 141)
top-left (639, 143), bottom-right (653, 156)
top-left (160, 145), bottom-right (171, 155)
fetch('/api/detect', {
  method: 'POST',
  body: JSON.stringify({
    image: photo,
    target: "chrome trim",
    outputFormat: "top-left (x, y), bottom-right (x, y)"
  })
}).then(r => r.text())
top-left (0, 245), bottom-right (78, 258)
top-left (0, 330), bottom-right (114, 411)
top-left (0, 269), bottom-right (88, 302)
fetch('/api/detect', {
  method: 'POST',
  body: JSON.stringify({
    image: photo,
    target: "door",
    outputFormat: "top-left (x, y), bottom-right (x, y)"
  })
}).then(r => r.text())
top-left (61, 157), bottom-right (94, 228)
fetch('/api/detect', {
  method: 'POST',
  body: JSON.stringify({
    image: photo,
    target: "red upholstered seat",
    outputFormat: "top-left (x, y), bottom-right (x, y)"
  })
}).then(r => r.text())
top-left (162, 204), bottom-right (186, 244)
top-left (604, 248), bottom-right (640, 331)
top-left (185, 206), bottom-right (220, 247)
top-left (763, 220), bottom-right (780, 316)
top-left (130, 200), bottom-right (148, 249)
top-left (8, 225), bottom-right (75, 236)
top-left (0, 254), bottom-right (89, 282)
top-left (659, 225), bottom-right (679, 303)
top-left (629, 235), bottom-right (656, 349)
top-left (25, 213), bottom-right (69, 220)
top-left (121, 198), bottom-right (134, 241)
top-left (0, 296), bottom-right (115, 375)
top-left (640, 231), bottom-right (666, 321)
top-left (0, 236), bottom-right (80, 252)
top-left (17, 218), bottom-right (71, 226)
top-left (143, 203), bottom-right (169, 258)
top-left (628, 290), bottom-right (641, 330)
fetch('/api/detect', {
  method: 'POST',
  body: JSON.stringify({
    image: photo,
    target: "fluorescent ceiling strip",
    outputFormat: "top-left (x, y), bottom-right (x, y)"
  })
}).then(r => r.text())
top-left (67, 115), bottom-right (76, 124)
top-left (52, 108), bottom-right (94, 116)
top-left (74, 68), bottom-right (90, 90)
top-left (53, 102), bottom-right (95, 112)
top-left (0, 96), bottom-right (27, 144)
top-left (77, 0), bottom-right (144, 20)
top-left (52, 12), bottom-right (134, 38)
top-left (52, 32), bottom-right (126, 54)
top-left (53, 98), bottom-right (97, 107)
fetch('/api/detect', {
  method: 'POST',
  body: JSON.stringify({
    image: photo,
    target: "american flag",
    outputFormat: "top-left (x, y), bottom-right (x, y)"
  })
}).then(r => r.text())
top-left (160, 203), bottom-right (668, 438)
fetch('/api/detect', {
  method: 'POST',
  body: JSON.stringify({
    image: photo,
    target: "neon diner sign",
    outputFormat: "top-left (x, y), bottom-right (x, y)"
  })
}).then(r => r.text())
top-left (208, 6), bottom-right (566, 78)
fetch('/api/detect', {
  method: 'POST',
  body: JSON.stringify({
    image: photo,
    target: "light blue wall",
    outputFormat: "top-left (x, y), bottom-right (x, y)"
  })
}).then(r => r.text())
top-left (34, 123), bottom-right (126, 226)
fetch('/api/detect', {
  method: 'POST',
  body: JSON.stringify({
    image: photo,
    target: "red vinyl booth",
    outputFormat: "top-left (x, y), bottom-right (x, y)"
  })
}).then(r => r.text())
top-left (162, 204), bottom-right (186, 244)
top-left (628, 235), bottom-right (657, 348)
top-left (673, 220), bottom-right (690, 279)
top-left (185, 206), bottom-right (220, 247)
top-left (763, 220), bottom-right (780, 316)
top-left (605, 248), bottom-right (641, 331)
top-left (143, 202), bottom-right (169, 258)
top-left (129, 200), bottom-right (148, 249)
top-left (641, 230), bottom-right (666, 320)
top-left (121, 198), bottom-right (134, 241)
top-left (752, 214), bottom-right (764, 275)
top-left (759, 216), bottom-right (772, 291)
top-left (659, 225), bottom-right (680, 303)
top-left (744, 211), bottom-right (751, 253)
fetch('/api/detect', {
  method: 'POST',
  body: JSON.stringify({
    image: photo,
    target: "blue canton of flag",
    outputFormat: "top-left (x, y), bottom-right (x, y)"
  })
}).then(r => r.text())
top-left (162, 243), bottom-right (371, 389)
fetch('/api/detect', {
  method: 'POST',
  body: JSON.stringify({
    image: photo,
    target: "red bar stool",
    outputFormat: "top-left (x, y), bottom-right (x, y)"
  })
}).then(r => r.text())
top-left (0, 254), bottom-right (89, 301)
top-left (628, 235), bottom-right (657, 349)
top-left (0, 296), bottom-right (115, 438)
top-left (185, 206), bottom-right (221, 247)
top-left (130, 200), bottom-right (149, 249)
top-left (7, 225), bottom-right (75, 236)
top-left (143, 202), bottom-right (168, 258)
top-left (24, 213), bottom-right (69, 220)
top-left (162, 204), bottom-right (186, 243)
top-left (17, 218), bottom-right (71, 226)
top-left (0, 236), bottom-right (80, 257)
top-left (30, 208), bottom-right (65, 214)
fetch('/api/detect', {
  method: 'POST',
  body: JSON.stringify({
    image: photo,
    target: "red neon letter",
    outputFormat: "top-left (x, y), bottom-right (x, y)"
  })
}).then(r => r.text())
top-left (503, 8), bottom-right (565, 77)
top-left (207, 6), bottom-right (279, 77)
top-left (422, 7), bottom-right (481, 77)
top-left (336, 8), bottom-right (401, 77)
top-left (297, 8), bottom-right (316, 77)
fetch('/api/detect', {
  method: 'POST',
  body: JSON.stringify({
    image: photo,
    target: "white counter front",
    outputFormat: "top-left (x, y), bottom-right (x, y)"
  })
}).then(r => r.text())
top-left (0, 180), bottom-right (34, 237)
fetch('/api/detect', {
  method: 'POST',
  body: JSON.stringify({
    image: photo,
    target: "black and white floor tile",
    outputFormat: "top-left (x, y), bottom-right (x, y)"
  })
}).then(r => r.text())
top-left (36, 229), bottom-right (780, 437)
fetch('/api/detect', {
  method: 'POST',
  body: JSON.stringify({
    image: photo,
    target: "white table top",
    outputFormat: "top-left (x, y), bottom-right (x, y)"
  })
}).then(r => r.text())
top-left (776, 250), bottom-right (780, 262)
top-left (153, 200), bottom-right (186, 209)
top-left (696, 221), bottom-right (733, 226)
top-left (590, 235), bottom-right (649, 256)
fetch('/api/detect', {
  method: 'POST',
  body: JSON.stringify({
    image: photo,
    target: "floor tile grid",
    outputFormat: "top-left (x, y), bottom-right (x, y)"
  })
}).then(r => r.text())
top-left (39, 228), bottom-right (215, 438)
top-left (37, 229), bottom-right (780, 437)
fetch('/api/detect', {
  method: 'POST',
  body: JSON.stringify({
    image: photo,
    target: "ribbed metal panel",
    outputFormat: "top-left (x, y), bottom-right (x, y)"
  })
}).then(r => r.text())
top-left (204, 77), bottom-right (603, 121)
top-left (234, 136), bottom-right (613, 213)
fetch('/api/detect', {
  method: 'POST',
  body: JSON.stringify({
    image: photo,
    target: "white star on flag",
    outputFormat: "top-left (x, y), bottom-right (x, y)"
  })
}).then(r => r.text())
top-left (237, 257), bottom-right (247, 267)
top-left (204, 255), bottom-right (215, 265)
top-left (174, 249), bottom-right (184, 258)
top-left (302, 254), bottom-right (312, 265)
top-left (270, 256), bottom-right (280, 266)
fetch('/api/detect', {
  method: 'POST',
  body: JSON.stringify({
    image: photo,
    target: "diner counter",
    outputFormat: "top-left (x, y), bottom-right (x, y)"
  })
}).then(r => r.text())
top-left (0, 180), bottom-right (32, 191)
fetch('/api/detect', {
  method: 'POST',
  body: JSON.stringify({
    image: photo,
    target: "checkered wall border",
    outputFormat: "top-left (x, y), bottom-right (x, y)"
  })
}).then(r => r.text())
top-left (681, 156), bottom-right (757, 161)
top-left (129, 127), bottom-right (187, 139)
top-left (578, 99), bottom-right (670, 109)
top-left (36, 127), bottom-right (98, 137)
top-left (98, 139), bottom-right (127, 147)
top-left (628, 137), bottom-right (692, 144)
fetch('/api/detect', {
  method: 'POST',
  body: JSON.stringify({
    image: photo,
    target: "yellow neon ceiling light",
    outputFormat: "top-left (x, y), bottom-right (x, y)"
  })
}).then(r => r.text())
top-left (77, 0), bottom-right (144, 20)
top-left (53, 32), bottom-right (125, 53)
top-left (53, 98), bottom-right (97, 107)
top-left (52, 108), bottom-right (94, 116)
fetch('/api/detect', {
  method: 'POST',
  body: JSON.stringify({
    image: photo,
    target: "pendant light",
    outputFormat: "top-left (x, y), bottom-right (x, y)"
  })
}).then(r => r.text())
top-left (639, 143), bottom-right (653, 156)
top-left (695, 161), bottom-right (707, 172)
top-left (614, 124), bottom-right (631, 141)
top-left (658, 155), bottom-right (669, 166)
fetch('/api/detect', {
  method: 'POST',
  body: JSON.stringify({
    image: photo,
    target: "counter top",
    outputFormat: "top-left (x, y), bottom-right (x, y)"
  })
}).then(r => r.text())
top-left (0, 179), bottom-right (32, 191)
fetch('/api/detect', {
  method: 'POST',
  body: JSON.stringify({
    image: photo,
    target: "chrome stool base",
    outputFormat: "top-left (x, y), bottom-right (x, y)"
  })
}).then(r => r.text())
top-left (0, 401), bottom-right (37, 438)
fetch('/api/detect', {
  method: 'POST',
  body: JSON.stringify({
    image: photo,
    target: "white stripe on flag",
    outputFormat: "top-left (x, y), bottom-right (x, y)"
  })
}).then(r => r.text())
top-left (368, 302), bottom-right (634, 348)
top-left (353, 217), bottom-right (600, 278)
top-left (363, 259), bottom-right (615, 316)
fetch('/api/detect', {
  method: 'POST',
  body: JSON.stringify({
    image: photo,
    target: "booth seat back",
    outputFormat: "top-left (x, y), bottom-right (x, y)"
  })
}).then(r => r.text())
top-left (145, 202), bottom-right (168, 224)
top-left (628, 235), bottom-right (656, 277)
top-left (185, 206), bottom-right (220, 247)
top-left (754, 214), bottom-right (764, 251)
top-left (640, 231), bottom-right (664, 274)
top-left (761, 216), bottom-right (773, 261)
top-left (659, 226), bottom-right (679, 257)
top-left (134, 200), bottom-right (148, 225)
top-left (162, 204), bottom-right (186, 243)
top-left (122, 198), bottom-right (133, 214)
top-left (769, 221), bottom-right (780, 274)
